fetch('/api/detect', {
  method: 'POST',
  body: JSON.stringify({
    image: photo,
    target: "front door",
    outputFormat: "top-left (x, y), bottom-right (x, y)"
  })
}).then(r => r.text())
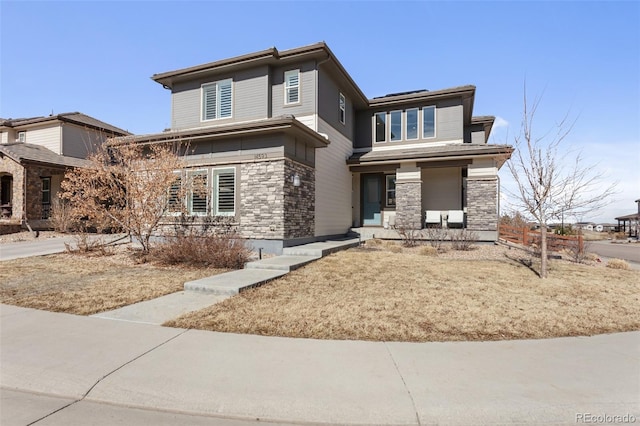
top-left (362, 174), bottom-right (382, 226)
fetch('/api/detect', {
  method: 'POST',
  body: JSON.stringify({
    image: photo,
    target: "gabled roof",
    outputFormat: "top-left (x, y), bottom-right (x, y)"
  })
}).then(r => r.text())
top-left (0, 112), bottom-right (130, 136)
top-left (0, 143), bottom-right (93, 168)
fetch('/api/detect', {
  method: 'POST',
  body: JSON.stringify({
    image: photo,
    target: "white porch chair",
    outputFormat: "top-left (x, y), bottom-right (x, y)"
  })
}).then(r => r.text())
top-left (447, 210), bottom-right (464, 228)
top-left (425, 210), bottom-right (441, 228)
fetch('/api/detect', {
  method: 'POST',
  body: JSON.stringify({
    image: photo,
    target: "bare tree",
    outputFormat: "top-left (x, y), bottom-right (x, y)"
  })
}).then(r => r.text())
top-left (60, 138), bottom-right (188, 253)
top-left (506, 89), bottom-right (616, 278)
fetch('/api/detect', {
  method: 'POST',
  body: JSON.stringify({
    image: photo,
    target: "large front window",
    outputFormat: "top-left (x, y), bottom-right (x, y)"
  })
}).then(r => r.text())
top-left (188, 170), bottom-right (208, 215)
top-left (213, 168), bottom-right (235, 216)
top-left (202, 79), bottom-right (232, 121)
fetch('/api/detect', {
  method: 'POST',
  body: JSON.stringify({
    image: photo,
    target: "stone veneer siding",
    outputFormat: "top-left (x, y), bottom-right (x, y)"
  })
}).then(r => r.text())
top-left (25, 165), bottom-right (64, 221)
top-left (395, 181), bottom-right (423, 230)
top-left (240, 158), bottom-right (315, 240)
top-left (0, 156), bottom-right (24, 221)
top-left (466, 177), bottom-right (498, 231)
top-left (283, 159), bottom-right (314, 239)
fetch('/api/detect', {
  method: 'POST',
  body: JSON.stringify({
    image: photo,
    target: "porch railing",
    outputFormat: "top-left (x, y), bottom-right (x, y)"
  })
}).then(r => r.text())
top-left (499, 224), bottom-right (583, 253)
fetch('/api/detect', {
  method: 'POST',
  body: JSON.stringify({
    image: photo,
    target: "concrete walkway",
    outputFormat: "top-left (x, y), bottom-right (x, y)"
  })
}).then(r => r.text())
top-left (2, 304), bottom-right (639, 425)
top-left (94, 238), bottom-right (360, 324)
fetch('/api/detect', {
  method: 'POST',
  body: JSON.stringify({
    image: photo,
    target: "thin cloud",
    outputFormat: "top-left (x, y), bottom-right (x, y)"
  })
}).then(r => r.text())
top-left (493, 116), bottom-right (509, 128)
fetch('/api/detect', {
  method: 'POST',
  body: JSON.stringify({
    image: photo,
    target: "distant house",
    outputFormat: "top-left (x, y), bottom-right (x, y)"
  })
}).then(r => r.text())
top-left (112, 42), bottom-right (514, 253)
top-left (575, 222), bottom-right (596, 232)
top-left (615, 199), bottom-right (640, 238)
top-left (0, 113), bottom-right (129, 231)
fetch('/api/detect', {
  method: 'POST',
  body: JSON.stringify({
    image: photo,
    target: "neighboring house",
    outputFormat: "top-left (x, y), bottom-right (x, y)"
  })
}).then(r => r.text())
top-left (615, 199), bottom-right (640, 238)
top-left (0, 112), bottom-right (129, 230)
top-left (116, 42), bottom-right (513, 253)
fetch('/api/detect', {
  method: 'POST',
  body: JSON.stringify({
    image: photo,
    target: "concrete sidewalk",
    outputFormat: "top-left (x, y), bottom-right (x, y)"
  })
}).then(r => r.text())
top-left (2, 304), bottom-right (639, 425)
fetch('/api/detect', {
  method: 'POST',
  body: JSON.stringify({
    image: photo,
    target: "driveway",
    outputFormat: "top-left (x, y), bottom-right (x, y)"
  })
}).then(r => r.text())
top-left (0, 237), bottom-right (75, 261)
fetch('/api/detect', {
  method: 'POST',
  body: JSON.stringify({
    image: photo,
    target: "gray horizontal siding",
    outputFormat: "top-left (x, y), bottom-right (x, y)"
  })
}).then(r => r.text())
top-left (317, 67), bottom-right (354, 141)
top-left (354, 97), bottom-right (464, 149)
top-left (271, 61), bottom-right (316, 118)
top-left (62, 124), bottom-right (107, 158)
top-left (171, 66), bottom-right (269, 130)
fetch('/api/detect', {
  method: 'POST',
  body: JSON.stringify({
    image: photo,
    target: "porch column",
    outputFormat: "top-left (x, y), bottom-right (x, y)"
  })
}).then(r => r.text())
top-left (467, 159), bottom-right (499, 238)
top-left (395, 165), bottom-right (422, 230)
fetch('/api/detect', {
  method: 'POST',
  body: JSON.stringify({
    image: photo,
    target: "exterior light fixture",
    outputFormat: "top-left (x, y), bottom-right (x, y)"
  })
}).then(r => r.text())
top-left (292, 173), bottom-right (301, 187)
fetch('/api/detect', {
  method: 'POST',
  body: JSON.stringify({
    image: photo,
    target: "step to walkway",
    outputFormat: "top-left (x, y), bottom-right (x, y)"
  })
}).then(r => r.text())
top-left (184, 268), bottom-right (288, 295)
top-left (91, 291), bottom-right (228, 325)
top-left (282, 239), bottom-right (360, 257)
top-left (244, 255), bottom-right (321, 271)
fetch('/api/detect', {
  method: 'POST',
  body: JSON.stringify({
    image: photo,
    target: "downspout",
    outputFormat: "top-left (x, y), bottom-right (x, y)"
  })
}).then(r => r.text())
top-left (21, 161), bottom-right (37, 236)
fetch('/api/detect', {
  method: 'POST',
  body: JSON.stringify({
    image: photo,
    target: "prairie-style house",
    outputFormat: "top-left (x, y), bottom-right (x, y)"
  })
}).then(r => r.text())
top-left (117, 42), bottom-right (513, 253)
top-left (0, 113), bottom-right (129, 231)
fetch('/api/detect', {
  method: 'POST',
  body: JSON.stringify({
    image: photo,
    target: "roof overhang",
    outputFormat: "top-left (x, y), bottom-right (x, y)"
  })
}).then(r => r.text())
top-left (109, 116), bottom-right (330, 149)
top-left (348, 144), bottom-right (513, 169)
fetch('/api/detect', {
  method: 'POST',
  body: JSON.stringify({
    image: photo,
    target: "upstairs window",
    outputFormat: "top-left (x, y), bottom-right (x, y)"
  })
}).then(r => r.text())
top-left (214, 168), bottom-right (235, 216)
top-left (339, 93), bottom-right (346, 124)
top-left (17, 131), bottom-right (26, 142)
top-left (202, 79), bottom-right (232, 121)
top-left (284, 70), bottom-right (300, 105)
top-left (423, 106), bottom-right (436, 138)
top-left (390, 110), bottom-right (402, 141)
top-left (374, 112), bottom-right (386, 143)
top-left (406, 108), bottom-right (418, 140)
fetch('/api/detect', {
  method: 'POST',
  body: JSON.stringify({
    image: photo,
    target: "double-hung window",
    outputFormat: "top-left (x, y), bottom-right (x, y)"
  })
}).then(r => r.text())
top-left (202, 79), bottom-right (232, 121)
top-left (188, 170), bottom-right (208, 215)
top-left (284, 70), bottom-right (300, 105)
top-left (17, 131), bottom-right (26, 142)
top-left (385, 175), bottom-right (396, 206)
top-left (423, 106), bottom-right (436, 138)
top-left (213, 168), bottom-right (235, 216)
top-left (339, 93), bottom-right (346, 124)
top-left (390, 110), bottom-right (402, 141)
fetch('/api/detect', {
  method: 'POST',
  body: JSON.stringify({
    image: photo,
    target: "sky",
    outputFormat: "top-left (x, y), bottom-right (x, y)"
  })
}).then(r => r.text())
top-left (1, 1), bottom-right (638, 223)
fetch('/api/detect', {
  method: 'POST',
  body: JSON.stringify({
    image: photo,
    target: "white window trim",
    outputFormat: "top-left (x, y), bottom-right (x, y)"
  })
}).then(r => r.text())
top-left (385, 175), bottom-right (396, 207)
top-left (405, 108), bottom-right (419, 141)
top-left (422, 106), bottom-right (436, 139)
top-left (187, 169), bottom-right (209, 216)
top-left (166, 171), bottom-right (184, 216)
top-left (339, 93), bottom-right (346, 125)
top-left (373, 112), bottom-right (386, 143)
top-left (284, 69), bottom-right (300, 106)
top-left (201, 79), bottom-right (233, 122)
top-left (17, 131), bottom-right (26, 143)
top-left (389, 110), bottom-right (403, 142)
top-left (213, 167), bottom-right (236, 216)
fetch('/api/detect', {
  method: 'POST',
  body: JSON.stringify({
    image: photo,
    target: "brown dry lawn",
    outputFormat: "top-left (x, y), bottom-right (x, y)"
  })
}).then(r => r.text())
top-left (166, 244), bottom-right (640, 342)
top-left (0, 252), bottom-right (226, 315)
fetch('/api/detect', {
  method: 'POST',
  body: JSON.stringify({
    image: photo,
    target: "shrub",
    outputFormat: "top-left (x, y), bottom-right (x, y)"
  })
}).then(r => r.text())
top-left (153, 230), bottom-right (251, 269)
top-left (450, 229), bottom-right (479, 251)
top-left (425, 227), bottom-right (448, 251)
top-left (396, 223), bottom-right (422, 247)
top-left (50, 197), bottom-right (74, 233)
top-left (419, 246), bottom-right (438, 256)
top-left (606, 258), bottom-right (630, 270)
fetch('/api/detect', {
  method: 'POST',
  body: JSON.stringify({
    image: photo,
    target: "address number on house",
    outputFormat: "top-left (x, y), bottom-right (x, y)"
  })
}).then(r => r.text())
top-left (254, 153), bottom-right (268, 160)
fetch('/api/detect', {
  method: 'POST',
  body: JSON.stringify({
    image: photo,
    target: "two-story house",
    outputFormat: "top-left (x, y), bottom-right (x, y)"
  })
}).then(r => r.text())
top-left (117, 42), bottom-right (513, 253)
top-left (0, 112), bottom-right (129, 231)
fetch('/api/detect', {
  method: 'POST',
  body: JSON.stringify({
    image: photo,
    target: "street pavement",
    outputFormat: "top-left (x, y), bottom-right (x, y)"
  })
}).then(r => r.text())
top-left (2, 304), bottom-right (639, 425)
top-left (588, 240), bottom-right (640, 264)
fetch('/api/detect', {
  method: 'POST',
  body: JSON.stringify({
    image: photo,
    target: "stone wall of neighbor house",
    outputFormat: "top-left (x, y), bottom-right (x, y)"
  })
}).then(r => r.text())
top-left (24, 165), bottom-right (65, 222)
top-left (396, 181), bottom-right (423, 230)
top-left (466, 177), bottom-right (498, 231)
top-left (283, 159), bottom-right (315, 239)
top-left (240, 160), bottom-right (286, 239)
top-left (0, 156), bottom-right (25, 221)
